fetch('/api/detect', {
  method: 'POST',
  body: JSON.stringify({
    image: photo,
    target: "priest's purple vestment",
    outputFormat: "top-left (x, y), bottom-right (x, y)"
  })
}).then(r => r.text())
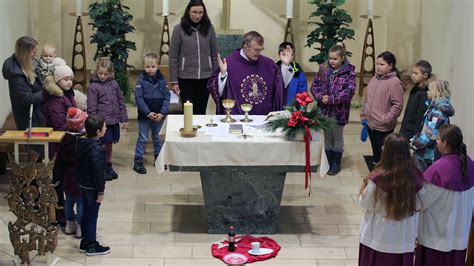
top-left (208, 49), bottom-right (285, 115)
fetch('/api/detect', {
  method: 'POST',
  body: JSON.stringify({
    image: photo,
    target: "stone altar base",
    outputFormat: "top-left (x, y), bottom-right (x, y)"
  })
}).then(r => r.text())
top-left (201, 167), bottom-right (286, 234)
top-left (170, 165), bottom-right (318, 234)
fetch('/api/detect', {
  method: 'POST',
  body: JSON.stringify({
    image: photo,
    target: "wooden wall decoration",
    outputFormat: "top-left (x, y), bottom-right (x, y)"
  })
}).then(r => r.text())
top-left (6, 152), bottom-right (59, 265)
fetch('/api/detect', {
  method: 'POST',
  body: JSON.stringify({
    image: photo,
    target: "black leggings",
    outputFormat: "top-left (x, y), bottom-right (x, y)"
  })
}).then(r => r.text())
top-left (178, 78), bottom-right (210, 115)
top-left (367, 127), bottom-right (393, 164)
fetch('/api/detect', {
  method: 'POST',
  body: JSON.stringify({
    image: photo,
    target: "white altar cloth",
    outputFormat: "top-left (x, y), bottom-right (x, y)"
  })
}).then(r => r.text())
top-left (155, 115), bottom-right (329, 176)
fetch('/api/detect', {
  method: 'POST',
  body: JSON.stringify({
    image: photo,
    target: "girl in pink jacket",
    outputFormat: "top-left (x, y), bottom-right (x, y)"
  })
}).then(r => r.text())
top-left (361, 51), bottom-right (404, 169)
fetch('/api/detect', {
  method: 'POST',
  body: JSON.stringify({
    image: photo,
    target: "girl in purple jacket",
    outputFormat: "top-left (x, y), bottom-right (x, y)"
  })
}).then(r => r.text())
top-left (87, 58), bottom-right (129, 181)
top-left (311, 45), bottom-right (356, 175)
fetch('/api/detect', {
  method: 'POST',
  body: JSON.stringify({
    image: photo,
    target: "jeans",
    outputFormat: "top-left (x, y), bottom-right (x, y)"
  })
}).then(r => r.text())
top-left (80, 189), bottom-right (100, 242)
top-left (64, 192), bottom-right (83, 223)
top-left (323, 124), bottom-right (345, 153)
top-left (134, 119), bottom-right (164, 161)
top-left (367, 127), bottom-right (394, 164)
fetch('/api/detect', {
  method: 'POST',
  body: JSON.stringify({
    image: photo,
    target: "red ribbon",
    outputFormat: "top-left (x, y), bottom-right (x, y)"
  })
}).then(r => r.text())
top-left (303, 125), bottom-right (312, 196)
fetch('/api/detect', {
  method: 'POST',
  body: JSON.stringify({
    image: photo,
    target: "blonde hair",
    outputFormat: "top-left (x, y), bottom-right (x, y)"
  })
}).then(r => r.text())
top-left (94, 57), bottom-right (114, 76)
top-left (143, 53), bottom-right (159, 65)
top-left (15, 36), bottom-right (38, 85)
top-left (428, 79), bottom-right (451, 99)
top-left (42, 44), bottom-right (56, 55)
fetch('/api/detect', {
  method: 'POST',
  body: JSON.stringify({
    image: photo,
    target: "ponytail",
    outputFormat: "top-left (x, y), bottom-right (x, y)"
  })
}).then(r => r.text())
top-left (460, 143), bottom-right (468, 181)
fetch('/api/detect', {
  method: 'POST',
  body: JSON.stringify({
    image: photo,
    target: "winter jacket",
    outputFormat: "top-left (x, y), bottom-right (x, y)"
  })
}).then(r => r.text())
top-left (87, 74), bottom-right (128, 125)
top-left (2, 55), bottom-right (45, 130)
top-left (412, 98), bottom-right (454, 163)
top-left (169, 24), bottom-right (218, 82)
top-left (311, 61), bottom-right (356, 125)
top-left (361, 72), bottom-right (404, 131)
top-left (43, 81), bottom-right (77, 131)
top-left (76, 137), bottom-right (106, 194)
top-left (135, 71), bottom-right (170, 120)
top-left (59, 131), bottom-right (84, 197)
top-left (399, 85), bottom-right (429, 140)
top-left (276, 61), bottom-right (307, 105)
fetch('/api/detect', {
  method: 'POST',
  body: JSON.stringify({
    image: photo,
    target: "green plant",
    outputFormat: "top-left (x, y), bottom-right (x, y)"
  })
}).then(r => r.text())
top-left (305, 0), bottom-right (355, 64)
top-left (89, 0), bottom-right (136, 101)
top-left (264, 92), bottom-right (333, 139)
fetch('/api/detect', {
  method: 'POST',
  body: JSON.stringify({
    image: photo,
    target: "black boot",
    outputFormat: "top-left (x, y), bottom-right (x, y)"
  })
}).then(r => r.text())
top-left (106, 163), bottom-right (118, 180)
top-left (133, 160), bottom-right (147, 174)
top-left (325, 150), bottom-right (333, 167)
top-left (328, 151), bottom-right (342, 176)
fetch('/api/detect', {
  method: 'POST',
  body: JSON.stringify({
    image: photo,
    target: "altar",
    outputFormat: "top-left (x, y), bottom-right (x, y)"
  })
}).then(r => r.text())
top-left (155, 115), bottom-right (328, 234)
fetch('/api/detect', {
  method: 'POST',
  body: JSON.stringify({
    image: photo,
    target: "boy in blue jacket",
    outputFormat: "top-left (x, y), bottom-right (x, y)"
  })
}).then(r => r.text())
top-left (276, 42), bottom-right (307, 105)
top-left (133, 53), bottom-right (170, 174)
top-left (76, 115), bottom-right (110, 255)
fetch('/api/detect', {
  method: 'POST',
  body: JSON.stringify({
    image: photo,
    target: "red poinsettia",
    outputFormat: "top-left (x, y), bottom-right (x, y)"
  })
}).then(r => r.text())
top-left (288, 110), bottom-right (309, 127)
top-left (295, 92), bottom-right (313, 107)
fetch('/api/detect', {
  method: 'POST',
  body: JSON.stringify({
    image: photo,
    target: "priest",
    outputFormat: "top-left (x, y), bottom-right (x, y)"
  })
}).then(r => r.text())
top-left (208, 31), bottom-right (285, 115)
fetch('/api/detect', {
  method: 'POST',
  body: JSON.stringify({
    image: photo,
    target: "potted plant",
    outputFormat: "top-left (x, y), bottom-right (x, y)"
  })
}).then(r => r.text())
top-left (305, 0), bottom-right (355, 64)
top-left (89, 0), bottom-right (136, 102)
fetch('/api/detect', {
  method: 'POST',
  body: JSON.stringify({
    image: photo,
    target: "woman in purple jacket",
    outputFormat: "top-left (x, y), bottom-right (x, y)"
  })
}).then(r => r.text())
top-left (87, 58), bottom-right (128, 181)
top-left (311, 45), bottom-right (356, 175)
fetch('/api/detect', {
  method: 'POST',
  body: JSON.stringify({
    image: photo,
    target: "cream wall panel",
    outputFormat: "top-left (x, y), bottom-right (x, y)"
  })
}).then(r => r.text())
top-left (52, 0), bottom-right (408, 73)
top-left (420, 0), bottom-right (474, 155)
top-left (0, 0), bottom-right (30, 126)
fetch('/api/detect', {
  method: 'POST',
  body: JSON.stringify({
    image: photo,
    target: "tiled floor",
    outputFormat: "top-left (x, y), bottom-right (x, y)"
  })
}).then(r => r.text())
top-left (0, 113), bottom-right (372, 265)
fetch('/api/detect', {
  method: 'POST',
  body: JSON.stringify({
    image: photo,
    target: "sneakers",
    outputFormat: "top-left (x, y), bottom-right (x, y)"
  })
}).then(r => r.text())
top-left (80, 240), bottom-right (111, 256)
top-left (75, 223), bottom-right (81, 239)
top-left (85, 241), bottom-right (111, 256)
top-left (133, 160), bottom-right (147, 174)
top-left (79, 239), bottom-right (89, 253)
top-left (64, 220), bottom-right (77, 235)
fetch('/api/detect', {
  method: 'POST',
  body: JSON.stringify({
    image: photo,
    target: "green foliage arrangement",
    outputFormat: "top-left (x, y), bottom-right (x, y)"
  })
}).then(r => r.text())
top-left (89, 0), bottom-right (137, 101)
top-left (264, 92), bottom-right (333, 140)
top-left (306, 0), bottom-right (355, 64)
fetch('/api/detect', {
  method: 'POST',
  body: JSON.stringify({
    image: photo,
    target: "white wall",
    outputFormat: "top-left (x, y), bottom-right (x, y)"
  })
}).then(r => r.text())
top-left (419, 0), bottom-right (474, 156)
top-left (0, 0), bottom-right (31, 127)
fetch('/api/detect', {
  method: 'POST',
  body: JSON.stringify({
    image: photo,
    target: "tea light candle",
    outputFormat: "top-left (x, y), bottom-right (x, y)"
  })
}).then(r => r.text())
top-left (183, 101), bottom-right (193, 132)
top-left (285, 0), bottom-right (293, 19)
top-left (76, 0), bottom-right (82, 16)
top-left (162, 0), bottom-right (169, 16)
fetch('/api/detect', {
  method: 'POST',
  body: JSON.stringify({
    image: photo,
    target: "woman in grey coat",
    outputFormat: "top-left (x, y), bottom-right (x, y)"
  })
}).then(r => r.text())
top-left (169, 0), bottom-right (218, 114)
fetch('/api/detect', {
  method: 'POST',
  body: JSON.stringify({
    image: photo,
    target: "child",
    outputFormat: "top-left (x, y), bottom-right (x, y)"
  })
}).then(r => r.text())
top-left (311, 44), bottom-right (356, 175)
top-left (399, 60), bottom-right (434, 140)
top-left (76, 115), bottom-right (110, 256)
top-left (415, 124), bottom-right (474, 266)
top-left (133, 53), bottom-right (170, 174)
top-left (410, 79), bottom-right (454, 170)
top-left (360, 51), bottom-right (404, 169)
top-left (44, 62), bottom-right (77, 227)
top-left (37, 44), bottom-right (57, 82)
top-left (87, 57), bottom-right (128, 180)
top-left (58, 107), bottom-right (87, 238)
top-left (359, 133), bottom-right (425, 266)
top-left (276, 41), bottom-right (307, 105)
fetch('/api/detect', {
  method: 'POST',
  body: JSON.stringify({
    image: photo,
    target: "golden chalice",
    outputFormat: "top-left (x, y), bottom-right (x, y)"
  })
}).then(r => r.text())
top-left (240, 103), bottom-right (253, 122)
top-left (221, 99), bottom-right (236, 123)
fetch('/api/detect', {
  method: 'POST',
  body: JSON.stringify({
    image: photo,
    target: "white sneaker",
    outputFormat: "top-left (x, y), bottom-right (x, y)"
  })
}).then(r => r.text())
top-left (75, 223), bottom-right (81, 239)
top-left (65, 220), bottom-right (77, 235)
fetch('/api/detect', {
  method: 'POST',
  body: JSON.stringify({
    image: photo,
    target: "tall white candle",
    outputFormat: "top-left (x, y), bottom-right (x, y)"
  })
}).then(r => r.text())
top-left (368, 0), bottom-right (374, 19)
top-left (285, 0), bottom-right (293, 19)
top-left (76, 0), bottom-right (82, 16)
top-left (183, 101), bottom-right (193, 132)
top-left (162, 0), bottom-right (169, 16)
